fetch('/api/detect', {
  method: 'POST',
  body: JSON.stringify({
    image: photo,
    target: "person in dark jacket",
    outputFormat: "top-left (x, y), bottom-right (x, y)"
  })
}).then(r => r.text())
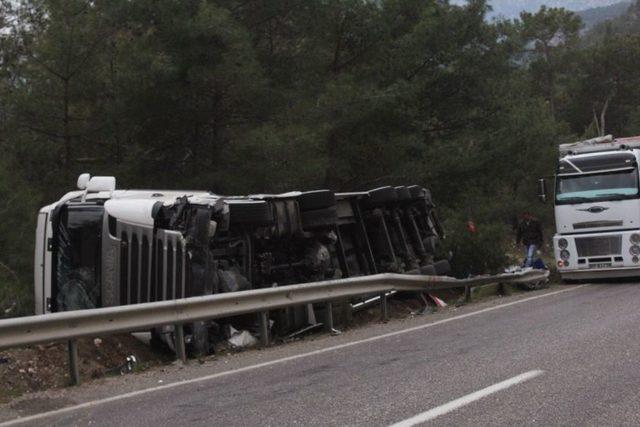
top-left (516, 213), bottom-right (543, 268)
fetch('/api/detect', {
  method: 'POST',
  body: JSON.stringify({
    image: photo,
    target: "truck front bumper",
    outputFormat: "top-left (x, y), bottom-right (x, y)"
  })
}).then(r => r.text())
top-left (561, 266), bottom-right (640, 280)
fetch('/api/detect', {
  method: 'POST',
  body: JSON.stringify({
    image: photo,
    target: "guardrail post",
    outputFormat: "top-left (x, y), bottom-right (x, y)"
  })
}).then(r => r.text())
top-left (258, 311), bottom-right (269, 347)
top-left (380, 293), bottom-right (388, 322)
top-left (341, 299), bottom-right (352, 329)
top-left (324, 302), bottom-right (334, 332)
top-left (464, 285), bottom-right (472, 303)
top-left (174, 323), bottom-right (187, 364)
top-left (67, 339), bottom-right (80, 386)
top-left (498, 282), bottom-right (510, 296)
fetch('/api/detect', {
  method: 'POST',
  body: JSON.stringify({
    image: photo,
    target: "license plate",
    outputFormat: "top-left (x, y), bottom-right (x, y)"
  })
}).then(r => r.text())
top-left (591, 263), bottom-right (611, 269)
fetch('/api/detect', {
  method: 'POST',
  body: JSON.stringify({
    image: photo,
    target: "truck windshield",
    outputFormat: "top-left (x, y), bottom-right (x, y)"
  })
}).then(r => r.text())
top-left (556, 168), bottom-right (639, 204)
top-left (54, 205), bottom-right (103, 311)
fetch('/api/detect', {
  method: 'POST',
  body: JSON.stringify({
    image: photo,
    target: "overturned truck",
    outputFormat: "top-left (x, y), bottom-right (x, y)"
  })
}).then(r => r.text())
top-left (34, 175), bottom-right (449, 352)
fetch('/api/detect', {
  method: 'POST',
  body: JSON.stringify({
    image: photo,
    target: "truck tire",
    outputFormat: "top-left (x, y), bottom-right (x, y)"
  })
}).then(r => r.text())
top-left (187, 321), bottom-right (212, 357)
top-left (228, 201), bottom-right (274, 226)
top-left (298, 190), bottom-right (336, 211)
top-left (301, 207), bottom-right (339, 228)
top-left (407, 185), bottom-right (425, 199)
top-left (395, 186), bottom-right (412, 201)
top-left (433, 259), bottom-right (451, 276)
top-left (366, 186), bottom-right (397, 206)
top-left (420, 265), bottom-right (437, 275)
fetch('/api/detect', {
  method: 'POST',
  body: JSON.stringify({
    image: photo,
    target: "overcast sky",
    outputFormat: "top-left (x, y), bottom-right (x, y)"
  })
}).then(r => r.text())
top-left (450, 0), bottom-right (627, 18)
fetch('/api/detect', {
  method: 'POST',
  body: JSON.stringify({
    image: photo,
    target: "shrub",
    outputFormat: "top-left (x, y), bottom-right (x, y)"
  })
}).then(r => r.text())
top-left (440, 211), bottom-right (510, 278)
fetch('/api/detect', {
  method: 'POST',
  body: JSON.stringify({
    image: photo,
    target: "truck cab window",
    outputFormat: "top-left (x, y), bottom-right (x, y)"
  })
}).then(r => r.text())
top-left (555, 168), bottom-right (639, 205)
top-left (55, 205), bottom-right (104, 311)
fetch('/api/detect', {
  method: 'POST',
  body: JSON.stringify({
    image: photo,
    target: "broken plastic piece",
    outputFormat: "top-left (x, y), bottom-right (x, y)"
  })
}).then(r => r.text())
top-left (427, 293), bottom-right (447, 307)
top-left (119, 355), bottom-right (137, 375)
top-left (227, 327), bottom-right (259, 349)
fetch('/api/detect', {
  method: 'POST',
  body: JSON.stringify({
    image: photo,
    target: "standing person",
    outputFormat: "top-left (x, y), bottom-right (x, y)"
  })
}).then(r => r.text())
top-left (516, 213), bottom-right (543, 268)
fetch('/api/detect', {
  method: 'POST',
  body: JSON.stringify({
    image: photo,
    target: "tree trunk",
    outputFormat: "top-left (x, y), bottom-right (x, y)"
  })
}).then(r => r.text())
top-left (63, 78), bottom-right (71, 179)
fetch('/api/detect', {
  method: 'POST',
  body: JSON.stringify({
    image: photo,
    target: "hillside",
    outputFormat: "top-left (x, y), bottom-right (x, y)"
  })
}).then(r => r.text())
top-left (577, 1), bottom-right (631, 29)
top-left (450, 0), bottom-right (628, 19)
top-left (584, 0), bottom-right (640, 41)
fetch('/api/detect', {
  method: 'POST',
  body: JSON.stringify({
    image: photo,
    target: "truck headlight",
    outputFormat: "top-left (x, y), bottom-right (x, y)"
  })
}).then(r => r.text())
top-left (558, 238), bottom-right (568, 249)
top-left (560, 249), bottom-right (570, 260)
top-left (631, 245), bottom-right (640, 256)
top-left (631, 234), bottom-right (640, 244)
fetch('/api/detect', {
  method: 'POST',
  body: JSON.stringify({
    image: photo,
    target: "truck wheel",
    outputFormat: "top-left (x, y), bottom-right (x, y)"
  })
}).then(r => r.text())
top-left (420, 265), bottom-right (437, 275)
top-left (301, 207), bottom-right (339, 228)
top-left (407, 185), bottom-right (426, 199)
top-left (366, 186), bottom-right (397, 206)
top-left (433, 259), bottom-right (451, 276)
top-left (395, 186), bottom-right (412, 201)
top-left (228, 201), bottom-right (274, 226)
top-left (187, 321), bottom-right (212, 357)
top-left (298, 190), bottom-right (336, 211)
top-left (150, 329), bottom-right (171, 352)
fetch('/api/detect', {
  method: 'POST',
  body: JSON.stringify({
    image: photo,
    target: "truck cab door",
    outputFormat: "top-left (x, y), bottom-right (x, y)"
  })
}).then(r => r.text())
top-left (34, 209), bottom-right (53, 314)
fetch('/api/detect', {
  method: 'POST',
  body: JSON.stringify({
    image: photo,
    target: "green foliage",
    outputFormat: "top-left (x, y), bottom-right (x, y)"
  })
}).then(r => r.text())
top-left (583, 0), bottom-right (640, 41)
top-left (0, 161), bottom-right (38, 317)
top-left (1, 0), bottom-right (640, 311)
top-left (220, 124), bottom-right (328, 193)
top-left (441, 209), bottom-right (510, 278)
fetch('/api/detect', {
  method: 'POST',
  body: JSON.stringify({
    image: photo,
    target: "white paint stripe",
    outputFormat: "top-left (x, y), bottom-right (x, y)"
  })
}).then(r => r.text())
top-left (0, 285), bottom-right (584, 426)
top-left (389, 370), bottom-right (545, 427)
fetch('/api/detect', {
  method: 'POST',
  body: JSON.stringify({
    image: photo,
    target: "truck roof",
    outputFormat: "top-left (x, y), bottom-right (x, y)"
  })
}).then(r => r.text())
top-left (559, 135), bottom-right (640, 157)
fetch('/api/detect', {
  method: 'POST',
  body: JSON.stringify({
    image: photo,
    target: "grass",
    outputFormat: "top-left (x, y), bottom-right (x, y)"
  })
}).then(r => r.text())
top-left (0, 271), bottom-right (33, 318)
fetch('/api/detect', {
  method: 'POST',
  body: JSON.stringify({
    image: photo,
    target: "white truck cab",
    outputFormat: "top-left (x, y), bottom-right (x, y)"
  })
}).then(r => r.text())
top-left (546, 135), bottom-right (640, 280)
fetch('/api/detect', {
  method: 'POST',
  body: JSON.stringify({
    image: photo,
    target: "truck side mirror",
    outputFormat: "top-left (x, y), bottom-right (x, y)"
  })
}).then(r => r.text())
top-left (77, 173), bottom-right (91, 190)
top-left (538, 178), bottom-right (547, 203)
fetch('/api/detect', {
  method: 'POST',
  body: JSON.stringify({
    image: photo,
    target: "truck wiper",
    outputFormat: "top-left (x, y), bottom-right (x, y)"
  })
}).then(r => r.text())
top-left (557, 196), bottom-right (591, 203)
top-left (593, 193), bottom-right (635, 200)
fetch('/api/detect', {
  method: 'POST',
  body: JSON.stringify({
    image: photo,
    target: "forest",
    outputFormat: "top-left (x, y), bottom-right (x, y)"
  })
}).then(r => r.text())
top-left (1, 0), bottom-right (640, 315)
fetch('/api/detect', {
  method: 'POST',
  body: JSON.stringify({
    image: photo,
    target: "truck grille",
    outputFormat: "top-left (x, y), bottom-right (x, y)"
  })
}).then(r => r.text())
top-left (573, 220), bottom-right (623, 230)
top-left (118, 226), bottom-right (189, 305)
top-left (575, 236), bottom-right (622, 257)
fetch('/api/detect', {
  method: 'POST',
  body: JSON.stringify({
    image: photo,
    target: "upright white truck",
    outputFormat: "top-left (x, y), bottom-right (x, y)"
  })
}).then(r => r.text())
top-left (541, 135), bottom-right (640, 280)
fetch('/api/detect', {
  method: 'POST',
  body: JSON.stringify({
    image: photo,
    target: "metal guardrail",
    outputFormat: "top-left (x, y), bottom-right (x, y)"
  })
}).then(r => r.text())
top-left (0, 269), bottom-right (549, 384)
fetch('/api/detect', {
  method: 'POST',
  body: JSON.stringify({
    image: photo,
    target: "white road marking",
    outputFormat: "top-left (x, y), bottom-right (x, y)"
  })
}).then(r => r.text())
top-left (0, 285), bottom-right (584, 426)
top-left (389, 370), bottom-right (545, 427)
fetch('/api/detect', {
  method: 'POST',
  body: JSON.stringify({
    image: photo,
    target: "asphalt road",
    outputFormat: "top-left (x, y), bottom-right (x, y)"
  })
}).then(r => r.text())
top-left (5, 283), bottom-right (640, 426)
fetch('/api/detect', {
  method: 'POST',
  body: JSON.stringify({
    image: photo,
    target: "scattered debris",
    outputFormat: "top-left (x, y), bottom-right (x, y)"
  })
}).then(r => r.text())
top-left (505, 266), bottom-right (549, 290)
top-left (3, 302), bottom-right (16, 316)
top-left (505, 265), bottom-right (529, 273)
top-left (412, 305), bottom-right (435, 315)
top-left (120, 355), bottom-right (137, 374)
top-left (427, 294), bottom-right (447, 308)
top-left (284, 323), bottom-right (323, 341)
top-left (227, 327), bottom-right (258, 349)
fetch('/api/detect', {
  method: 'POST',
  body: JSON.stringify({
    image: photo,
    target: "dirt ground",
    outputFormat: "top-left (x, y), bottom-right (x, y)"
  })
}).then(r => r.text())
top-left (0, 334), bottom-right (173, 404)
